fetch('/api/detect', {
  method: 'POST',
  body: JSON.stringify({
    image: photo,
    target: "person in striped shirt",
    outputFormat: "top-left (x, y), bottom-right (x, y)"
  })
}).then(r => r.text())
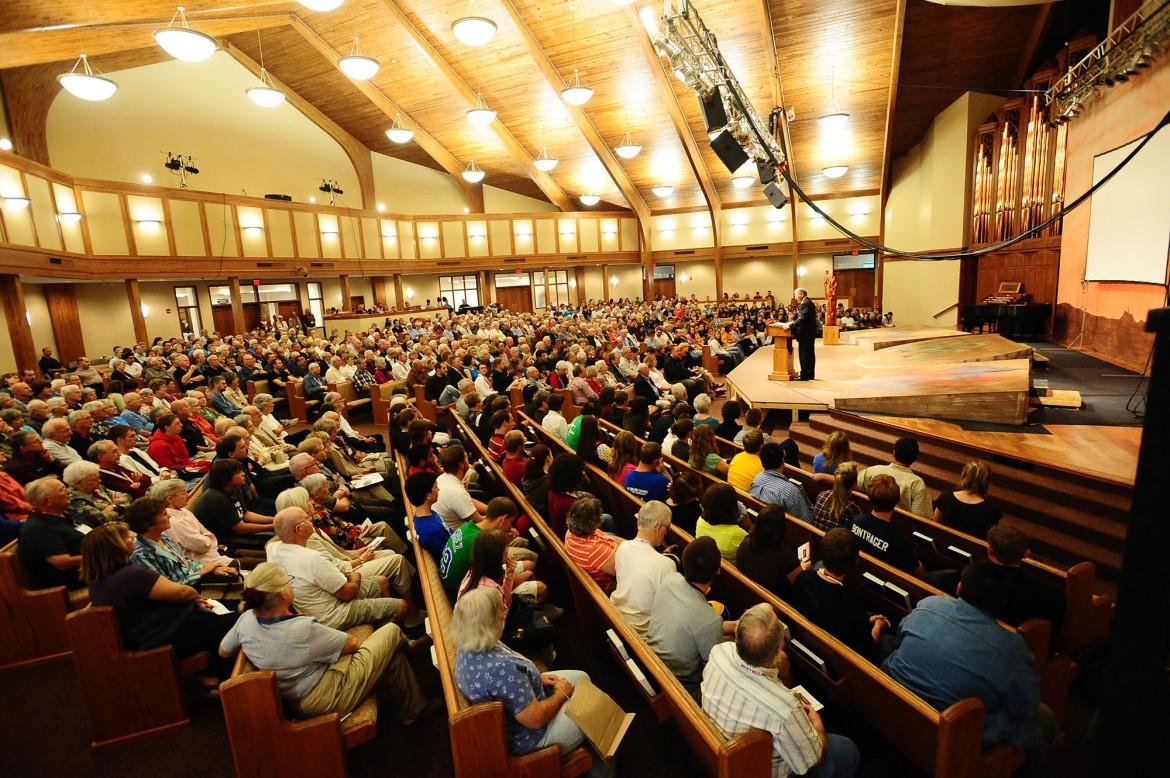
top-left (563, 496), bottom-right (623, 592)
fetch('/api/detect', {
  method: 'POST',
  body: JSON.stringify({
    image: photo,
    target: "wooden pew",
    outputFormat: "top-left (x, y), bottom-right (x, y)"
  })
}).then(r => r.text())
top-left (65, 605), bottom-right (209, 748)
top-left (525, 415), bottom-right (1065, 777)
top-left (220, 624), bottom-right (379, 778)
top-left (393, 450), bottom-right (593, 778)
top-left (412, 385), bottom-right (439, 425)
top-left (701, 345), bottom-right (720, 377)
top-left (0, 540), bottom-right (87, 671)
top-left (370, 381), bottom-right (405, 425)
top-left (455, 415), bottom-right (774, 777)
top-left (287, 380), bottom-right (320, 421)
top-left (245, 378), bottom-right (287, 412)
top-left (328, 380), bottom-right (373, 420)
top-left (556, 388), bottom-right (582, 423)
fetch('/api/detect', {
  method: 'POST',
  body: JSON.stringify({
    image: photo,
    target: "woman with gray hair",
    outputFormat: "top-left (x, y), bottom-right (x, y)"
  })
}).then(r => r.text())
top-left (148, 478), bottom-right (261, 568)
top-left (218, 562), bottom-right (432, 723)
top-left (451, 587), bottom-right (609, 775)
top-left (64, 459), bottom-right (126, 527)
top-left (563, 496), bottom-right (624, 593)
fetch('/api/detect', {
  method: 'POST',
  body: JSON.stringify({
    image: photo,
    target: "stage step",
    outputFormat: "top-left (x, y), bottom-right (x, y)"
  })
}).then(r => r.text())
top-left (787, 412), bottom-right (1130, 581)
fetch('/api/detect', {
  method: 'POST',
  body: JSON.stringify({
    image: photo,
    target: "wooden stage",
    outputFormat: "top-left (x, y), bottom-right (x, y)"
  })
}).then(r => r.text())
top-left (722, 329), bottom-right (1140, 484)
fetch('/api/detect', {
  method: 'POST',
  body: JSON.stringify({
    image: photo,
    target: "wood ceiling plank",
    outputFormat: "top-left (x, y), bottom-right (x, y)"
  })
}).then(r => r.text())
top-left (0, 1), bottom-right (290, 35)
top-left (880, 0), bottom-right (907, 206)
top-left (375, 0), bottom-right (574, 211)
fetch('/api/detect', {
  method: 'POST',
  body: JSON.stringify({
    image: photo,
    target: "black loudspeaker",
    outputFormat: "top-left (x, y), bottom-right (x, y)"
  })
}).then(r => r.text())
top-left (710, 130), bottom-right (750, 174)
top-left (757, 160), bottom-right (777, 185)
top-left (763, 181), bottom-right (788, 209)
top-left (698, 89), bottom-right (727, 133)
top-left (264, 193), bottom-right (292, 201)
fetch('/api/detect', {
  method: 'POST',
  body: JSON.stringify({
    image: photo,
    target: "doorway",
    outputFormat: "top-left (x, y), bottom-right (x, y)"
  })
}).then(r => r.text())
top-left (495, 285), bottom-right (533, 313)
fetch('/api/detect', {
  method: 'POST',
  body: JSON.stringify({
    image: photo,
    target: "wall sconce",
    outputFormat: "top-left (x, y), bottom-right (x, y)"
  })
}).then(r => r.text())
top-left (141, 304), bottom-right (150, 318)
top-left (243, 225), bottom-right (263, 236)
top-left (25, 311), bottom-right (31, 325)
top-left (136, 218), bottom-right (162, 230)
top-left (405, 288), bottom-right (414, 299)
top-left (321, 229), bottom-right (339, 238)
top-left (797, 266), bottom-right (807, 277)
top-left (569, 279), bottom-right (577, 288)
top-left (679, 272), bottom-right (688, 283)
top-left (58, 212), bottom-right (83, 224)
top-left (383, 231), bottom-right (397, 240)
top-left (376, 203), bottom-right (386, 212)
top-left (3, 196), bottom-right (30, 210)
top-left (610, 275), bottom-right (618, 286)
top-left (766, 211), bottom-right (784, 223)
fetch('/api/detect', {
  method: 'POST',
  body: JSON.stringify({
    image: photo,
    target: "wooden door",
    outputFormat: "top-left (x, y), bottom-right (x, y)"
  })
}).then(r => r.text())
top-left (652, 278), bottom-right (676, 301)
top-left (211, 306), bottom-right (236, 335)
top-left (277, 301), bottom-right (302, 321)
top-left (836, 269), bottom-right (876, 309)
top-left (242, 304), bottom-right (262, 332)
top-left (494, 285), bottom-right (533, 313)
top-left (349, 295), bottom-right (366, 311)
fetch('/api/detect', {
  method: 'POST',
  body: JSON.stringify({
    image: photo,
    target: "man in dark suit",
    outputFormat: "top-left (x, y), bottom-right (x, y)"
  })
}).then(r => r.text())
top-left (788, 287), bottom-right (817, 380)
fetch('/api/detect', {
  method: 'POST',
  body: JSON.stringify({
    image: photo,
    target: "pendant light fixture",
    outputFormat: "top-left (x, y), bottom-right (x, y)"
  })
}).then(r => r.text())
top-left (58, 54), bottom-right (118, 101)
top-left (614, 130), bottom-right (641, 159)
top-left (579, 193), bottom-right (601, 206)
top-left (462, 160), bottom-right (485, 183)
top-left (338, 37), bottom-right (380, 80)
top-left (385, 113), bottom-right (414, 144)
top-left (298, 0), bottom-right (345, 11)
top-left (533, 124), bottom-right (558, 172)
top-left (452, 1), bottom-right (497, 47)
top-left (822, 165), bottom-right (849, 179)
top-left (731, 174), bottom-right (755, 189)
top-left (466, 91), bottom-right (496, 127)
top-left (154, 6), bottom-right (218, 63)
top-left (561, 69), bottom-right (594, 106)
top-left (817, 67), bottom-right (849, 129)
top-left (245, 31), bottom-right (286, 108)
top-left (652, 184), bottom-right (673, 197)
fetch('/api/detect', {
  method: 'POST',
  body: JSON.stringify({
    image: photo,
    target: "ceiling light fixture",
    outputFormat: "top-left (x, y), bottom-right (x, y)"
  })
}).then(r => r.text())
top-left (58, 212), bottom-right (83, 224)
top-left (3, 196), bottom-right (30, 210)
top-left (298, 0), bottom-right (345, 11)
top-left (385, 113), bottom-right (414, 144)
top-left (154, 7), bottom-right (217, 63)
top-left (534, 146), bottom-right (558, 172)
top-left (580, 193), bottom-right (601, 206)
top-left (0, 139), bottom-right (11, 151)
top-left (58, 54), bottom-right (118, 101)
top-left (338, 37), bottom-right (380, 80)
top-left (466, 92), bottom-right (496, 127)
top-left (561, 69), bottom-right (594, 106)
top-left (818, 67), bottom-right (849, 129)
top-left (652, 184), bottom-right (673, 197)
top-left (614, 130), bottom-right (641, 159)
top-left (822, 165), bottom-right (849, 179)
top-left (246, 32), bottom-right (285, 108)
top-left (731, 174), bottom-right (755, 190)
top-left (462, 160), bottom-right (485, 183)
top-left (452, 0), bottom-right (497, 47)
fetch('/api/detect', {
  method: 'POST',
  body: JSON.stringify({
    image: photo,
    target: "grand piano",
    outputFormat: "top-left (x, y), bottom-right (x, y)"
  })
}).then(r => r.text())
top-left (960, 283), bottom-right (1051, 340)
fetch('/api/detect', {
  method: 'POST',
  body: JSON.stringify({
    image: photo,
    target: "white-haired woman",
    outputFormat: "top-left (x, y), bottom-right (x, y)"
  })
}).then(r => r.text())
top-left (148, 478), bottom-right (263, 569)
top-left (64, 460), bottom-right (126, 527)
top-left (218, 562), bottom-right (432, 722)
top-left (451, 587), bottom-right (610, 776)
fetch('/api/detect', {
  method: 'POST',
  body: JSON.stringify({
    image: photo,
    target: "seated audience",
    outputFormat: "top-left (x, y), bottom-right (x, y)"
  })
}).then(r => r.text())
top-left (986, 523), bottom-right (1066, 642)
top-left (813, 431), bottom-right (851, 482)
top-left (713, 400), bottom-right (743, 442)
top-left (441, 496), bottom-right (537, 601)
top-left (610, 501), bottom-right (676, 634)
top-left (435, 445), bottom-right (487, 533)
top-left (749, 441), bottom-right (813, 523)
top-left (688, 426), bottom-right (728, 478)
top-left (647, 536), bottom-right (735, 698)
top-left (218, 562), bottom-right (432, 723)
top-left (148, 478), bottom-right (260, 569)
top-left (5, 430), bottom-right (66, 484)
top-left (667, 471), bottom-right (703, 536)
top-left (563, 495), bottom-right (623, 592)
top-left (703, 603), bottom-right (859, 778)
top-left (192, 458), bottom-right (274, 550)
top-left (727, 428), bottom-right (765, 492)
top-left (811, 461), bottom-right (861, 531)
top-left (851, 474), bottom-right (925, 577)
top-left (126, 496), bottom-right (239, 588)
top-left (64, 460), bottom-right (127, 527)
top-left (932, 460), bottom-right (1003, 539)
top-left (856, 437), bottom-right (932, 517)
top-left (521, 445), bottom-right (552, 519)
top-left (736, 505), bottom-right (802, 597)
top-left (18, 476), bottom-right (85, 589)
top-left (695, 482), bottom-right (748, 562)
top-left (405, 471), bottom-right (452, 560)
top-left (623, 442), bottom-right (671, 502)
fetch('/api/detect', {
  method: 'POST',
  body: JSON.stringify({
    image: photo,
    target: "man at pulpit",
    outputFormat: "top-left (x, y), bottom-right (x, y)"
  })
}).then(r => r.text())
top-left (781, 288), bottom-right (817, 381)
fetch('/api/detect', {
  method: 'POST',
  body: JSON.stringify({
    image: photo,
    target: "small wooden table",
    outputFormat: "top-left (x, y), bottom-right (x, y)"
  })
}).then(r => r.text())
top-left (765, 325), bottom-right (795, 382)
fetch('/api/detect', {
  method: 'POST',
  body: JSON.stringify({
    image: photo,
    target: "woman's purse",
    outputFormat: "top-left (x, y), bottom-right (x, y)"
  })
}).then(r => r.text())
top-left (503, 596), bottom-right (556, 651)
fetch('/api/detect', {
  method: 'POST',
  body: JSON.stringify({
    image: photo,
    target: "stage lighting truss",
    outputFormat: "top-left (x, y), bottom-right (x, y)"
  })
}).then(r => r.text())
top-left (1045, 0), bottom-right (1170, 126)
top-left (652, 0), bottom-right (785, 170)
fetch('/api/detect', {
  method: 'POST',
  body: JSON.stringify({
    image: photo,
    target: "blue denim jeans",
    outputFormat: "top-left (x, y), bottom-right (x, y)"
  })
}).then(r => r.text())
top-left (535, 669), bottom-right (615, 778)
top-left (808, 733), bottom-right (860, 778)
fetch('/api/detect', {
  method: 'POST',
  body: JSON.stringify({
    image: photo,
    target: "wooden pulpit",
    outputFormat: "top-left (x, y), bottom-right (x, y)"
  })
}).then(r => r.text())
top-left (766, 324), bottom-right (795, 382)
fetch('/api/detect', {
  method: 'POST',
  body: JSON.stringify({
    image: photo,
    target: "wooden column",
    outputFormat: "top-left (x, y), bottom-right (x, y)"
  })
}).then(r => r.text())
top-left (641, 251), bottom-right (654, 302)
top-left (0, 275), bottom-right (37, 373)
top-left (43, 284), bottom-right (84, 366)
top-left (340, 275), bottom-right (352, 311)
top-left (125, 279), bottom-right (149, 346)
top-left (714, 240), bottom-right (724, 301)
top-left (601, 264), bottom-right (611, 301)
top-left (543, 267), bottom-right (552, 311)
top-left (574, 266), bottom-right (586, 305)
top-left (372, 276), bottom-right (389, 309)
top-left (227, 277), bottom-right (245, 335)
top-left (464, 183), bottom-right (485, 214)
top-left (480, 271), bottom-right (493, 305)
top-left (392, 274), bottom-right (405, 311)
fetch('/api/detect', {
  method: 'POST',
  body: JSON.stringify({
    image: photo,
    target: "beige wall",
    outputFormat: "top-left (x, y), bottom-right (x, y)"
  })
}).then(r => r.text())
top-left (884, 91), bottom-right (1004, 252)
top-left (0, 283), bottom-right (55, 371)
top-left (882, 259), bottom-right (962, 328)
top-left (47, 52), bottom-right (361, 204)
top-left (372, 153), bottom-right (557, 215)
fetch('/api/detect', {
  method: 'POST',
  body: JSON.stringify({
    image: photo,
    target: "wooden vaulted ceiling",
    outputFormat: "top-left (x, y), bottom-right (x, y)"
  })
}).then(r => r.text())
top-left (0, 0), bottom-right (1079, 215)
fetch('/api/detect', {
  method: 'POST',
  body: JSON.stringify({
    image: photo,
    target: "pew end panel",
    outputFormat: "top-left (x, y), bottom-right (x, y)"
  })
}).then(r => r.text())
top-left (0, 540), bottom-right (76, 671)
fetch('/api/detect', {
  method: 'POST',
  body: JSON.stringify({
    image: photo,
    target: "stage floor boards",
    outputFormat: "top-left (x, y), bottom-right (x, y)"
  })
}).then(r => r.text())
top-left (723, 337), bottom-right (1140, 485)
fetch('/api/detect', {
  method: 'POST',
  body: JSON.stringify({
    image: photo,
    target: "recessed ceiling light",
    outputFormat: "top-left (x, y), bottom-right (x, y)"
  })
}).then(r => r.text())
top-left (822, 165), bottom-right (848, 179)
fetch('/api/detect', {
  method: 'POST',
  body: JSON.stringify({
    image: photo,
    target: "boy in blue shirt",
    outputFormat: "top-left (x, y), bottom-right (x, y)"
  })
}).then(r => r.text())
top-left (624, 442), bottom-right (671, 502)
top-left (405, 471), bottom-right (451, 560)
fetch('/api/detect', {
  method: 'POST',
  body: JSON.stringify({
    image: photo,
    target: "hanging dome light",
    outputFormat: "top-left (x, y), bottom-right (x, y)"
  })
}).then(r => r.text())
top-left (652, 184), bottom-right (673, 197)
top-left (385, 113), bottom-right (414, 144)
top-left (822, 165), bottom-right (849, 179)
top-left (579, 193), bottom-right (601, 206)
top-left (462, 160), bottom-right (485, 183)
top-left (731, 174), bottom-right (755, 190)
top-left (246, 68), bottom-right (286, 108)
top-left (298, 0), bottom-right (345, 11)
top-left (561, 69), bottom-right (594, 106)
top-left (154, 7), bottom-right (218, 63)
top-left (817, 67), bottom-right (849, 129)
top-left (534, 146), bottom-right (558, 172)
top-left (614, 131), bottom-right (641, 159)
top-left (58, 54), bottom-right (118, 101)
top-left (466, 92), bottom-right (496, 127)
top-left (452, 1), bottom-right (497, 47)
top-left (338, 37), bottom-right (380, 80)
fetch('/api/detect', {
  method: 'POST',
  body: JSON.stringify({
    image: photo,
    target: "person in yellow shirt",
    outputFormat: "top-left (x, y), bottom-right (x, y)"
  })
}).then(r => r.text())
top-left (726, 429), bottom-right (765, 493)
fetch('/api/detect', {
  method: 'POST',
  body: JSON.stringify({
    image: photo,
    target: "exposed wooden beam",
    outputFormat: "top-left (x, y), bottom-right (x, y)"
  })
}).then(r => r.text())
top-left (757, 0), bottom-right (798, 185)
top-left (227, 276), bottom-right (245, 334)
top-left (1013, 4), bottom-right (1054, 89)
top-left (623, 6), bottom-right (722, 268)
top-left (0, 1), bottom-right (290, 35)
top-left (879, 0), bottom-right (907, 210)
top-left (0, 15), bottom-right (293, 69)
top-left (495, 0), bottom-right (649, 232)
top-left (221, 38), bottom-right (376, 210)
top-left (375, 0), bottom-right (574, 212)
top-left (125, 279), bottom-right (148, 345)
top-left (286, 16), bottom-right (484, 213)
top-left (0, 274), bottom-right (37, 374)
